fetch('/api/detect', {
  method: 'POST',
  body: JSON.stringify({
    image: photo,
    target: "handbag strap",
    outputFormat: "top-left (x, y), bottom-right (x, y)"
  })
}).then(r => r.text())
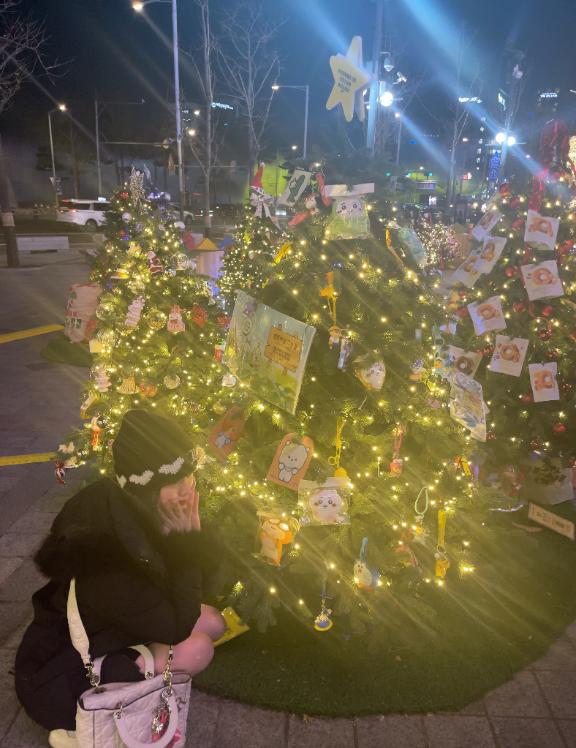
top-left (92, 645), bottom-right (156, 681)
top-left (67, 578), bottom-right (100, 687)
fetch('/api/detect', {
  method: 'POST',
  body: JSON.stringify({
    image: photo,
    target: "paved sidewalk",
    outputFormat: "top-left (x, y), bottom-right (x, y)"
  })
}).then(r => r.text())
top-left (2, 254), bottom-right (576, 746)
top-left (0, 482), bottom-right (575, 747)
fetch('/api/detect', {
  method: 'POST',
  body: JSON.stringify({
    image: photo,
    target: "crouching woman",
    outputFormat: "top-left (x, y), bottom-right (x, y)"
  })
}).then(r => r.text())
top-left (15, 409), bottom-right (226, 746)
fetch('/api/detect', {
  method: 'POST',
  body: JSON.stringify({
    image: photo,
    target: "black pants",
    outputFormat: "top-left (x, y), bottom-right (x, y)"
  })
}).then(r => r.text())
top-left (15, 647), bottom-right (145, 731)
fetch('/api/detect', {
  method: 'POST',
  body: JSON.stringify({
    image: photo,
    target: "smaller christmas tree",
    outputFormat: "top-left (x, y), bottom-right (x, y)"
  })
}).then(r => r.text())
top-left (57, 175), bottom-right (228, 475)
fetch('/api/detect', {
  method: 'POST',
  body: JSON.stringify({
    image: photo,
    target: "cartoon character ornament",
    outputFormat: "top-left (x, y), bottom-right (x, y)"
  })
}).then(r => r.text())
top-left (257, 512), bottom-right (299, 566)
top-left (323, 182), bottom-right (374, 240)
top-left (208, 405), bottom-right (245, 461)
top-left (266, 433), bottom-right (314, 491)
top-left (299, 476), bottom-right (351, 526)
top-left (313, 583), bottom-right (334, 632)
top-left (147, 251), bottom-right (164, 275)
top-left (354, 355), bottom-right (386, 391)
top-left (354, 538), bottom-right (380, 590)
top-left (166, 305), bottom-right (185, 334)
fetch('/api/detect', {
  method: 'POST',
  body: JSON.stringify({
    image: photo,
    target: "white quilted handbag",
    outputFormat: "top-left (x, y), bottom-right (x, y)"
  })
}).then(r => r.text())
top-left (67, 578), bottom-right (191, 747)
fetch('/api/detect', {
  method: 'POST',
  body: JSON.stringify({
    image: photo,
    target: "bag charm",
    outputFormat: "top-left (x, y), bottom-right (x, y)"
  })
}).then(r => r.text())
top-left (354, 537), bottom-right (380, 590)
top-left (434, 509), bottom-right (450, 580)
top-left (314, 581), bottom-right (334, 632)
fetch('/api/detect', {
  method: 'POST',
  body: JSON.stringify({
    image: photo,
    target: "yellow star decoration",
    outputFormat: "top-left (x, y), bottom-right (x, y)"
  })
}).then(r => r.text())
top-left (326, 36), bottom-right (370, 123)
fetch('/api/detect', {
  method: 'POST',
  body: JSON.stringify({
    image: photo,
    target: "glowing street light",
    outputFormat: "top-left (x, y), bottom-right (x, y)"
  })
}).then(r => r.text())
top-left (131, 1), bottom-right (144, 10)
top-left (379, 90), bottom-right (394, 107)
top-left (506, 135), bottom-right (517, 147)
top-left (187, 128), bottom-right (196, 137)
top-left (48, 103), bottom-right (68, 206)
top-left (495, 132), bottom-right (516, 147)
top-left (495, 131), bottom-right (506, 144)
top-left (291, 144), bottom-right (298, 151)
top-left (57, 102), bottom-right (67, 112)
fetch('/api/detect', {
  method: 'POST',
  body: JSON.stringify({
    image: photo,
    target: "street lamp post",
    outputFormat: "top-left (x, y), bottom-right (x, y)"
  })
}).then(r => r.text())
top-left (48, 103), bottom-right (67, 207)
top-left (132, 0), bottom-right (185, 217)
top-left (271, 84), bottom-right (310, 160)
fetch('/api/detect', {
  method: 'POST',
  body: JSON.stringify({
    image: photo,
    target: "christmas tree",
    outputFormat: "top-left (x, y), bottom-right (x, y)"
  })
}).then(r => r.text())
top-left (56, 174), bottom-right (229, 475)
top-left (436, 130), bottom-right (576, 494)
top-left (199, 165), bottom-right (492, 637)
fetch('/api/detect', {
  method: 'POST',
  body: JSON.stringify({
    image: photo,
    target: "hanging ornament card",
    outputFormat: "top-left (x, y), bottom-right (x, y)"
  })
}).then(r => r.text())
top-left (476, 236), bottom-right (507, 273)
top-left (524, 210), bottom-right (560, 251)
top-left (520, 260), bottom-right (564, 301)
top-left (278, 169), bottom-right (312, 207)
top-left (449, 372), bottom-right (487, 441)
top-left (529, 362), bottom-right (560, 402)
top-left (266, 433), bottom-right (314, 491)
top-left (438, 345), bottom-right (482, 380)
top-left (489, 335), bottom-right (529, 377)
top-left (467, 296), bottom-right (507, 335)
top-left (353, 354), bottom-right (386, 391)
top-left (323, 183), bottom-right (374, 240)
top-left (224, 291), bottom-right (316, 415)
top-left (450, 250), bottom-right (483, 288)
top-left (471, 209), bottom-right (502, 241)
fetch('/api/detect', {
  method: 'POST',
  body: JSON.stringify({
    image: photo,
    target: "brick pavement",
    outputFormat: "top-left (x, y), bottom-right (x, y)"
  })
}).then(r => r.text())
top-left (2, 251), bottom-right (576, 746)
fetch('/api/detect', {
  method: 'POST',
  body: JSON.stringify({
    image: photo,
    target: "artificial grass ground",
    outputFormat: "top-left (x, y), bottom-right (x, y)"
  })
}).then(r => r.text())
top-left (41, 334), bottom-right (92, 367)
top-left (194, 502), bottom-right (576, 716)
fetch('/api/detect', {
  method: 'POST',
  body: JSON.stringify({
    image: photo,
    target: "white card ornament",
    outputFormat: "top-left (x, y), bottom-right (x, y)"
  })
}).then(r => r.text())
top-left (324, 182), bottom-right (374, 240)
top-left (299, 476), bottom-right (351, 526)
top-left (524, 210), bottom-right (560, 251)
top-left (467, 296), bottom-right (507, 335)
top-left (354, 538), bottom-right (380, 591)
top-left (444, 345), bottom-right (482, 379)
top-left (529, 362), bottom-right (560, 402)
top-left (449, 372), bottom-right (487, 441)
top-left (489, 335), bottom-right (529, 377)
top-left (476, 236), bottom-right (507, 273)
top-left (353, 355), bottom-right (386, 391)
top-left (325, 36), bottom-right (370, 122)
top-left (279, 169), bottom-right (312, 207)
top-left (471, 209), bottom-right (502, 241)
top-left (125, 296), bottom-right (145, 328)
top-left (521, 260), bottom-right (564, 301)
top-left (450, 250), bottom-right (483, 288)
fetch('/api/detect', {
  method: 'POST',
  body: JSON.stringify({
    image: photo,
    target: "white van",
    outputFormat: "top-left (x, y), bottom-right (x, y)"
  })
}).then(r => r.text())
top-left (56, 198), bottom-right (111, 230)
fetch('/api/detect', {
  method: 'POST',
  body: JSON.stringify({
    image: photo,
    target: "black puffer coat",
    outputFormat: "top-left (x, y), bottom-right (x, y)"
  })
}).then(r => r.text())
top-left (15, 478), bottom-right (215, 730)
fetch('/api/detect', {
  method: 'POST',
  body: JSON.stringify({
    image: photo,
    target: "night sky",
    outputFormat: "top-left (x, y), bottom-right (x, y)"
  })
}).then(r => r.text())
top-left (5, 0), bottom-right (576, 160)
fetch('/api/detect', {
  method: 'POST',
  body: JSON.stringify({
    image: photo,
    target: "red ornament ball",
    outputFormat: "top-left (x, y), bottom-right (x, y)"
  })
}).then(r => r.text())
top-left (521, 393), bottom-right (533, 403)
top-left (530, 440), bottom-right (540, 450)
top-left (547, 349), bottom-right (559, 360)
top-left (538, 328), bottom-right (552, 341)
top-left (542, 305), bottom-right (554, 317)
top-left (562, 382), bottom-right (573, 393)
top-left (511, 218), bottom-right (524, 231)
top-left (513, 302), bottom-right (526, 313)
top-left (483, 345), bottom-right (494, 357)
top-left (119, 191), bottom-right (129, 200)
top-left (505, 266), bottom-right (517, 278)
top-left (559, 240), bottom-right (574, 256)
top-left (553, 423), bottom-right (567, 434)
top-left (499, 183), bottom-right (511, 196)
top-left (510, 196), bottom-right (521, 209)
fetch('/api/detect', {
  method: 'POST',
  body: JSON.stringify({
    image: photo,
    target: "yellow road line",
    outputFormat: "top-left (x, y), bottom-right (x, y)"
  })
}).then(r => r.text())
top-left (0, 324), bottom-right (64, 344)
top-left (0, 452), bottom-right (56, 467)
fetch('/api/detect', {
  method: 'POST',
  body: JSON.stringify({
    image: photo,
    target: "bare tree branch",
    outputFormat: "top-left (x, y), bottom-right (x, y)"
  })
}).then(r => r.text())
top-left (0, 0), bottom-right (62, 115)
top-left (216, 0), bottom-right (283, 176)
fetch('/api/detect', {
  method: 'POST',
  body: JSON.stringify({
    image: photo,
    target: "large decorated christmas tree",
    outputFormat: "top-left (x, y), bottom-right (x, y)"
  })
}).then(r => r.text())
top-left (197, 164), bottom-right (494, 638)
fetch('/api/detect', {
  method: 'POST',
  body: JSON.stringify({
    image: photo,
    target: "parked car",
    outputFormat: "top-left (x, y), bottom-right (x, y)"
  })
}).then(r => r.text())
top-left (56, 198), bottom-right (111, 230)
top-left (166, 203), bottom-right (201, 228)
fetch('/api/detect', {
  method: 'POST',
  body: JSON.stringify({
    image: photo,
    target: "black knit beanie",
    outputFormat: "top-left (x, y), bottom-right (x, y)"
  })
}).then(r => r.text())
top-left (113, 409), bottom-right (196, 499)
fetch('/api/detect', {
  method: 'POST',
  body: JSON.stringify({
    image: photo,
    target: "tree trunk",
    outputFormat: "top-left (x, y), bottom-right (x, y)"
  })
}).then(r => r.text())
top-left (0, 137), bottom-right (18, 267)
